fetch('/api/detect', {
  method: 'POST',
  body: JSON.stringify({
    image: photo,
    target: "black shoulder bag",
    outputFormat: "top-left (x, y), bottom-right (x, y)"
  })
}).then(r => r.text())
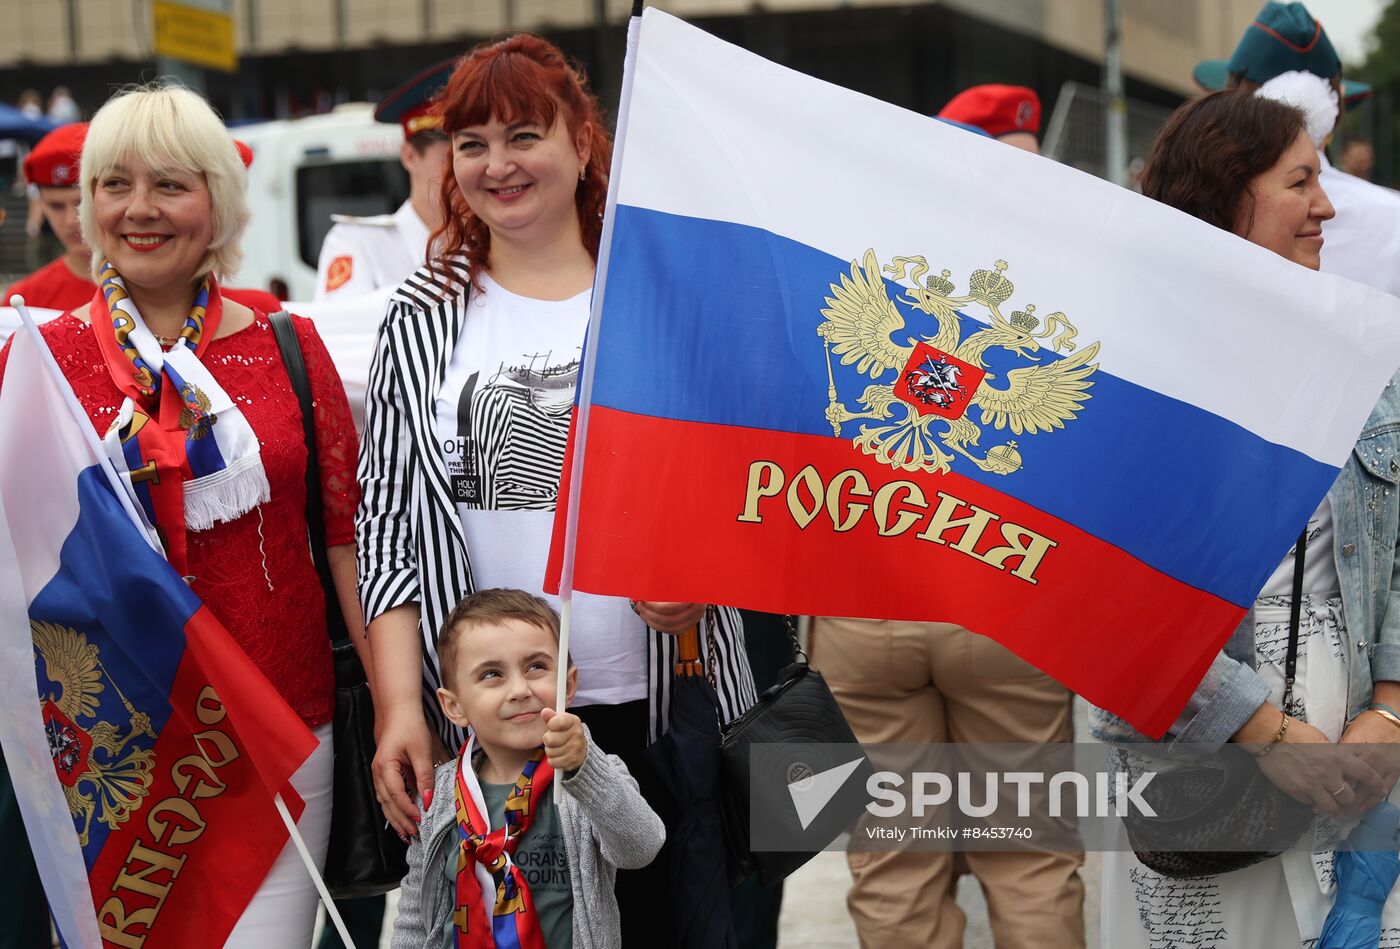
top-left (1120, 529), bottom-right (1314, 878)
top-left (270, 311), bottom-right (408, 897)
top-left (718, 616), bottom-right (875, 886)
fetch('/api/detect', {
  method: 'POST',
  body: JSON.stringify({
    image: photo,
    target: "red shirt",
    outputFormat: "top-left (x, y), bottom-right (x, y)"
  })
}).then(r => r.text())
top-left (3, 257), bottom-right (93, 311)
top-left (2, 260), bottom-right (281, 316)
top-left (0, 308), bottom-right (359, 725)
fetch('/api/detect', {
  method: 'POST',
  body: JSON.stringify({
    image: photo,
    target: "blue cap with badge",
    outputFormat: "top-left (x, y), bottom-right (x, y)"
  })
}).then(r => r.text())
top-left (374, 59), bottom-right (457, 139)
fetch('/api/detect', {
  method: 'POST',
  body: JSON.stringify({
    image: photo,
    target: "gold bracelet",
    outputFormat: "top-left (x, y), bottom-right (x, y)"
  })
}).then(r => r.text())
top-left (1370, 704), bottom-right (1400, 732)
top-left (1254, 712), bottom-right (1290, 757)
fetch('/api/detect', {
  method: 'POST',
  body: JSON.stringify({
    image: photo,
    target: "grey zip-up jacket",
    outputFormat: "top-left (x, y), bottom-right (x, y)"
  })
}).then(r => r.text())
top-left (391, 735), bottom-right (665, 949)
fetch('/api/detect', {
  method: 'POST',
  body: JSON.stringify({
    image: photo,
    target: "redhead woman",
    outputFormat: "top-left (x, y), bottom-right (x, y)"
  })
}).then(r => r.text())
top-left (1092, 90), bottom-right (1400, 946)
top-left (356, 34), bottom-right (756, 945)
top-left (0, 84), bottom-right (365, 944)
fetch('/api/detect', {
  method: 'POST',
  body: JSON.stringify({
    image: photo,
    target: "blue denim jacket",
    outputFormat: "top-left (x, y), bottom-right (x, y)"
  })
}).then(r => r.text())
top-left (1091, 372), bottom-right (1400, 749)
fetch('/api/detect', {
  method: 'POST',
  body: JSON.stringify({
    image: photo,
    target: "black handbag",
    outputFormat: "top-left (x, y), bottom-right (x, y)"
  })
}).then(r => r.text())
top-left (1121, 529), bottom-right (1313, 879)
top-left (718, 617), bottom-right (873, 887)
top-left (271, 311), bottom-right (408, 898)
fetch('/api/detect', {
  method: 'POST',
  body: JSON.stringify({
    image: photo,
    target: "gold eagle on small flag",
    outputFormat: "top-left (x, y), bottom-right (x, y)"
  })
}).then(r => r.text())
top-left (33, 621), bottom-right (157, 845)
top-left (817, 250), bottom-right (1101, 475)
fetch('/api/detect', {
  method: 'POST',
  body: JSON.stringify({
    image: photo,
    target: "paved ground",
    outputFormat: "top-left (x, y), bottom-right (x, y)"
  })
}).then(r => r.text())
top-left (775, 848), bottom-right (1103, 948)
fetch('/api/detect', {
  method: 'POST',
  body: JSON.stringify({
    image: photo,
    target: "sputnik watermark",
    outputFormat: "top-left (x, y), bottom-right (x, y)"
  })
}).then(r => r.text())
top-left (864, 769), bottom-right (1157, 818)
top-left (746, 742), bottom-right (1337, 854)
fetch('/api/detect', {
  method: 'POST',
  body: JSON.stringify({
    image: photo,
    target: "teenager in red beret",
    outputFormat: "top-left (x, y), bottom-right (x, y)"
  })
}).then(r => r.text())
top-left (937, 84), bottom-right (1042, 153)
top-left (5, 123), bottom-right (91, 311)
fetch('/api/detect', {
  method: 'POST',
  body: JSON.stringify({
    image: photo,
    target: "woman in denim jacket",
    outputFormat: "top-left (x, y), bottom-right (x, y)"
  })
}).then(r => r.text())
top-left (1093, 89), bottom-right (1400, 947)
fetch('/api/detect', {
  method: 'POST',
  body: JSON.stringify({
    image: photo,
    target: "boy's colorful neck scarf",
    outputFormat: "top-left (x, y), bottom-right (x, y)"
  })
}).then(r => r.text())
top-left (452, 738), bottom-right (554, 949)
top-left (89, 261), bottom-right (270, 575)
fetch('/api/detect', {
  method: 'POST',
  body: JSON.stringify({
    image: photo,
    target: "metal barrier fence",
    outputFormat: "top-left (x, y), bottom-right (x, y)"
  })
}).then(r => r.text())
top-left (1042, 81), bottom-right (1174, 185)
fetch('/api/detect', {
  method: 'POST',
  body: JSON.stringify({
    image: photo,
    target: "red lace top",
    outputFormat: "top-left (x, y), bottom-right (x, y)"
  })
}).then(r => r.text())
top-left (0, 309), bottom-right (359, 725)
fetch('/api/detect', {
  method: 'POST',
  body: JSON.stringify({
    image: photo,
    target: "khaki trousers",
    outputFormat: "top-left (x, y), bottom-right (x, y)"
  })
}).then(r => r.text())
top-left (811, 617), bottom-right (1086, 949)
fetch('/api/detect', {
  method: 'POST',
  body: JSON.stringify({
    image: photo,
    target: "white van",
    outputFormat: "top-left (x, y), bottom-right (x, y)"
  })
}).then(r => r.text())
top-left (236, 105), bottom-right (406, 301)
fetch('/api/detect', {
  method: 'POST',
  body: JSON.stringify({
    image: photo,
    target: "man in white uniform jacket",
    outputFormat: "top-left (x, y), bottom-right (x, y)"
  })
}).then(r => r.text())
top-left (1317, 156), bottom-right (1400, 298)
top-left (1193, 2), bottom-right (1400, 298)
top-left (314, 60), bottom-right (452, 301)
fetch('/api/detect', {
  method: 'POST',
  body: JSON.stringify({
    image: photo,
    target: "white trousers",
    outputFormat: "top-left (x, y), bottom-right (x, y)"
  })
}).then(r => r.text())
top-left (225, 721), bottom-right (333, 949)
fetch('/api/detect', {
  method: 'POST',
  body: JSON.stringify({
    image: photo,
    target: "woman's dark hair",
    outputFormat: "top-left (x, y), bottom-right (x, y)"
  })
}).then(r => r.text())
top-left (1140, 90), bottom-right (1308, 234)
top-left (429, 33), bottom-right (612, 288)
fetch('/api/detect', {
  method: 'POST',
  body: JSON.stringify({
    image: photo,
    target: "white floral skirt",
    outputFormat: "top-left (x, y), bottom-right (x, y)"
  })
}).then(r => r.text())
top-left (1101, 596), bottom-right (1400, 949)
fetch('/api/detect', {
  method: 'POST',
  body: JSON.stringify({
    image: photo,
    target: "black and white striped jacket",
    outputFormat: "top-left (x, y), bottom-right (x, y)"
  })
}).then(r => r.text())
top-left (355, 258), bottom-right (757, 745)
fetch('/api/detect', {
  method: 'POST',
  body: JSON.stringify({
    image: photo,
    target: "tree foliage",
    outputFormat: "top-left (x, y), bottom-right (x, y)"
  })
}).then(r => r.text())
top-left (1358, 0), bottom-right (1400, 86)
top-left (1347, 0), bottom-right (1400, 182)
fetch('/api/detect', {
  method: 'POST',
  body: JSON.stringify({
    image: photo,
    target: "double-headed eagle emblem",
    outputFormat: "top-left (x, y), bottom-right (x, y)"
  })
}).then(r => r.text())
top-left (818, 250), bottom-right (1100, 475)
top-left (33, 621), bottom-right (156, 845)
top-left (178, 382), bottom-right (215, 439)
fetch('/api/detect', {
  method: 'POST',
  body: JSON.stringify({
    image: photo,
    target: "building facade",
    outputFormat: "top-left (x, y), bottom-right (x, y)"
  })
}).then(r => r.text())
top-left (0, 0), bottom-right (1259, 124)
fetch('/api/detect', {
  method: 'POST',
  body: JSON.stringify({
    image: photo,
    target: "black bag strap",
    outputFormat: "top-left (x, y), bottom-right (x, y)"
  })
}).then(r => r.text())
top-left (1282, 527), bottom-right (1308, 712)
top-left (269, 311), bottom-right (349, 644)
top-left (784, 614), bottom-right (808, 664)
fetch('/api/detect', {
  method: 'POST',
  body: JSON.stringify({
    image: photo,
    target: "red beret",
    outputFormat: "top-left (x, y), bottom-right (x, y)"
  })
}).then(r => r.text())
top-left (938, 85), bottom-right (1041, 139)
top-left (235, 139), bottom-right (254, 168)
top-left (23, 122), bottom-right (87, 188)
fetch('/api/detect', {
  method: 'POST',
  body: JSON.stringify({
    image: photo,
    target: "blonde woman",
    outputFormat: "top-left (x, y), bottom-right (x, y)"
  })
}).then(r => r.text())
top-left (0, 84), bottom-right (365, 942)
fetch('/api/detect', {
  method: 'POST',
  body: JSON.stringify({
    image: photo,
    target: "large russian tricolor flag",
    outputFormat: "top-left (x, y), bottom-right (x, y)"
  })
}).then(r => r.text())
top-left (0, 316), bottom-right (317, 947)
top-left (546, 10), bottom-right (1400, 737)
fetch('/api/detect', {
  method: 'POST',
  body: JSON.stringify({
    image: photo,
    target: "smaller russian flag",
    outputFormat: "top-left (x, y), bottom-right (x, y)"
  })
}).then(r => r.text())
top-left (0, 316), bottom-right (317, 948)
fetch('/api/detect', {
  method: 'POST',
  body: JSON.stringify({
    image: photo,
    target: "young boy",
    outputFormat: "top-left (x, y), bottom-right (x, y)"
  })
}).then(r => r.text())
top-left (391, 589), bottom-right (665, 949)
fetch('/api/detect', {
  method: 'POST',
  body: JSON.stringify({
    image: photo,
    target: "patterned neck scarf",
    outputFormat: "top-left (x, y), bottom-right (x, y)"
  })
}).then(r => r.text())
top-left (89, 261), bottom-right (269, 575)
top-left (453, 738), bottom-right (554, 949)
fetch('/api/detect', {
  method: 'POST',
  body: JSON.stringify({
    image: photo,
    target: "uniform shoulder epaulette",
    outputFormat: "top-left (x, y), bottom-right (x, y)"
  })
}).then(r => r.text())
top-left (329, 212), bottom-right (398, 227)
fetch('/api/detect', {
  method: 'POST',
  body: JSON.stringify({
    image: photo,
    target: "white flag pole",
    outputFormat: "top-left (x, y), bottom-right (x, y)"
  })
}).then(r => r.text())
top-left (555, 595), bottom-right (573, 803)
top-left (554, 2), bottom-right (647, 803)
top-left (274, 794), bottom-right (354, 948)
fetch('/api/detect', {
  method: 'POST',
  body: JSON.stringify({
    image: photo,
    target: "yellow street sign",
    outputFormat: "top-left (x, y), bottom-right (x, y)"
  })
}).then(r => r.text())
top-left (153, 1), bottom-right (237, 73)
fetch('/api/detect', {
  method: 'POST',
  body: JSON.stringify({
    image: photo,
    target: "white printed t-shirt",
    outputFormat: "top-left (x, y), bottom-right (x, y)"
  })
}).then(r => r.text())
top-left (433, 272), bottom-right (647, 706)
